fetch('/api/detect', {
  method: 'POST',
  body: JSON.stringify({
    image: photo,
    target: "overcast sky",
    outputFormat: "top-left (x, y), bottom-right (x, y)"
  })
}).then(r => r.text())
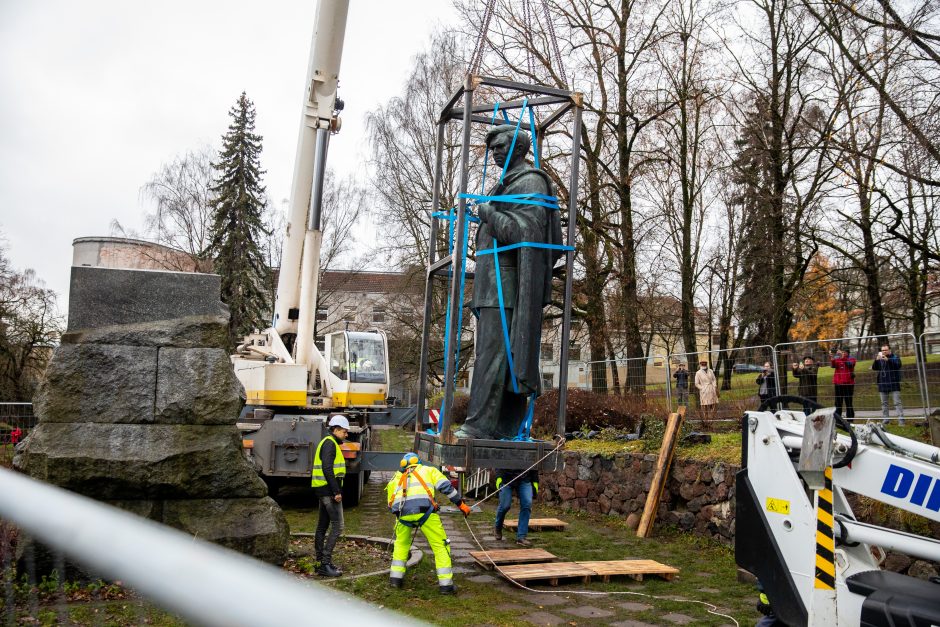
top-left (0, 1), bottom-right (457, 308)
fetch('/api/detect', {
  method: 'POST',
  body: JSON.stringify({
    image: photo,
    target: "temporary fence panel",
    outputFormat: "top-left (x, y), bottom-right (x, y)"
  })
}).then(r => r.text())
top-left (0, 403), bottom-right (34, 467)
top-left (774, 333), bottom-right (925, 422)
top-left (667, 345), bottom-right (777, 421)
top-left (919, 332), bottom-right (940, 414)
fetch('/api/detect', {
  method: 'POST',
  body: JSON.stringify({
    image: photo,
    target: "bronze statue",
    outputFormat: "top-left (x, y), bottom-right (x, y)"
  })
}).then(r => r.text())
top-left (453, 125), bottom-right (563, 440)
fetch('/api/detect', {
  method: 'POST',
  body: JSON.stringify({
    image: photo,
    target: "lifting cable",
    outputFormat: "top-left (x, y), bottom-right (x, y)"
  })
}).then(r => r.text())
top-left (468, 0), bottom-right (568, 87)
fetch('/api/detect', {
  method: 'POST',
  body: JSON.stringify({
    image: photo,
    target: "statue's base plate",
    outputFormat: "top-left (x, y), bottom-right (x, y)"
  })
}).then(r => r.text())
top-left (415, 432), bottom-right (563, 471)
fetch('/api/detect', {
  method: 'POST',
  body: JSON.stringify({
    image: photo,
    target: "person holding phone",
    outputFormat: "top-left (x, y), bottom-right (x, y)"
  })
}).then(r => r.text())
top-left (756, 362), bottom-right (777, 405)
top-left (872, 344), bottom-right (904, 426)
top-left (830, 348), bottom-right (857, 419)
top-left (791, 356), bottom-right (819, 414)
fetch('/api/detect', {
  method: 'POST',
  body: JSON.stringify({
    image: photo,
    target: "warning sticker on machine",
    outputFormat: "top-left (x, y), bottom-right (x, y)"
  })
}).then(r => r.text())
top-left (765, 497), bottom-right (790, 515)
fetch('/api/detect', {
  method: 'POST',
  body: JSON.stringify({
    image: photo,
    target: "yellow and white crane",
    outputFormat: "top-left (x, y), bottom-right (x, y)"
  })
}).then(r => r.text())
top-left (231, 0), bottom-right (392, 503)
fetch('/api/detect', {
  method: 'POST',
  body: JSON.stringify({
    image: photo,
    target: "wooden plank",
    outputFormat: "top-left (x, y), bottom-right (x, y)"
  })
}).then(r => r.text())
top-left (636, 406), bottom-right (686, 538)
top-left (576, 559), bottom-right (680, 583)
top-left (504, 517), bottom-right (568, 531)
top-left (497, 561), bottom-right (595, 584)
top-left (469, 548), bottom-right (558, 570)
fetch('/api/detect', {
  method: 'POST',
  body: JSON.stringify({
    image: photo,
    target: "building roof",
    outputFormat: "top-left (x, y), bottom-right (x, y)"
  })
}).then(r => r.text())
top-left (320, 269), bottom-right (422, 295)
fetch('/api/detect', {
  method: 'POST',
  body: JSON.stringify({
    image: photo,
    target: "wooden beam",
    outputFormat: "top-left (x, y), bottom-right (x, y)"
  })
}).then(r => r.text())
top-left (636, 406), bottom-right (686, 538)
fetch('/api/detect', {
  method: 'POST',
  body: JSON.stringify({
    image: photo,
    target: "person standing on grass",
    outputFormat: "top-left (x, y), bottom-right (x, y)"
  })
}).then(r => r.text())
top-left (311, 415), bottom-right (350, 577)
top-left (873, 344), bottom-right (905, 426)
top-left (493, 467), bottom-right (539, 547)
top-left (756, 362), bottom-right (778, 405)
top-left (830, 348), bottom-right (857, 419)
top-left (673, 362), bottom-right (690, 407)
top-left (695, 359), bottom-right (719, 419)
top-left (791, 356), bottom-right (819, 414)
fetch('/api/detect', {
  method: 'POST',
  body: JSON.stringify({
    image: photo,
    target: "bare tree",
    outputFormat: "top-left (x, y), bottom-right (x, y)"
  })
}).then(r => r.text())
top-left (140, 145), bottom-right (215, 268)
top-left (0, 239), bottom-right (63, 401)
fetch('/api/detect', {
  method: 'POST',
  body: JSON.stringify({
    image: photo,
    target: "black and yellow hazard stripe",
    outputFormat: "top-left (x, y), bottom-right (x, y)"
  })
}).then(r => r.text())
top-left (814, 467), bottom-right (836, 590)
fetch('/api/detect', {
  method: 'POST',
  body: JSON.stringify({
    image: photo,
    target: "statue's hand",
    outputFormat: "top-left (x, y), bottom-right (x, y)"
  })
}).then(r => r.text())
top-left (477, 202), bottom-right (495, 222)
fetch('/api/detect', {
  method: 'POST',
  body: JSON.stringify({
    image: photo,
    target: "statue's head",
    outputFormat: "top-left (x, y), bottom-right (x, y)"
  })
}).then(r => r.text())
top-left (486, 124), bottom-right (531, 169)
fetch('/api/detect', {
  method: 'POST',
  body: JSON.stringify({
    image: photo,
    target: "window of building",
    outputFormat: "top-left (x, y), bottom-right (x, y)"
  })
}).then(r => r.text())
top-left (568, 341), bottom-right (581, 362)
top-left (540, 343), bottom-right (554, 361)
top-left (343, 306), bottom-right (356, 322)
top-left (316, 307), bottom-right (328, 322)
top-left (315, 335), bottom-right (325, 351)
top-left (372, 306), bottom-right (386, 323)
top-left (541, 373), bottom-right (555, 389)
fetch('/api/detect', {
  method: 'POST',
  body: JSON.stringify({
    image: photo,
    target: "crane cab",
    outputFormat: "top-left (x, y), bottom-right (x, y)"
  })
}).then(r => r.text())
top-left (322, 330), bottom-right (388, 408)
top-left (233, 329), bottom-right (389, 409)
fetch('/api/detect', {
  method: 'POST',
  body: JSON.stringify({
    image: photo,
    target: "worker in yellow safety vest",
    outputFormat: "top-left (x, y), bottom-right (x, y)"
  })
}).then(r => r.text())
top-left (386, 453), bottom-right (471, 594)
top-left (311, 414), bottom-right (349, 577)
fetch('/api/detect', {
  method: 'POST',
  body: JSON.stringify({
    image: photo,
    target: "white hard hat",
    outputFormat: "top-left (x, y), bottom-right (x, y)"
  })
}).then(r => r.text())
top-left (328, 415), bottom-right (350, 430)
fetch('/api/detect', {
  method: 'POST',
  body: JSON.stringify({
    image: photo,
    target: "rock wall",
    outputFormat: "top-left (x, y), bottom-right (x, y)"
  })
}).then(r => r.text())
top-left (14, 266), bottom-right (289, 576)
top-left (540, 451), bottom-right (738, 544)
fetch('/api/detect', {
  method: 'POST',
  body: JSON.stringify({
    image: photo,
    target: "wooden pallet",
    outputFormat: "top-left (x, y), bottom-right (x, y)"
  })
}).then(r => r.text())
top-left (577, 559), bottom-right (679, 582)
top-left (469, 548), bottom-right (558, 570)
top-left (503, 517), bottom-right (568, 531)
top-left (497, 561), bottom-right (595, 585)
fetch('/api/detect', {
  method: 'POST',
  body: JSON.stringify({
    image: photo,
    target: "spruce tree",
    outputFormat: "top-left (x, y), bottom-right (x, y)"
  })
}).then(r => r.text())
top-left (208, 92), bottom-right (271, 347)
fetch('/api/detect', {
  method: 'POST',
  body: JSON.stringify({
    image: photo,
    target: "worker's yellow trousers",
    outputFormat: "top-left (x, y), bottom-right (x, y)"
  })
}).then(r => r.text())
top-left (390, 512), bottom-right (452, 587)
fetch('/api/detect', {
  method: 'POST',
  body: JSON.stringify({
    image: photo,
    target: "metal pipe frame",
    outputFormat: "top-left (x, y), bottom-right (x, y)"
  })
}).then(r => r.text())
top-left (414, 121), bottom-right (447, 440)
top-left (0, 468), bottom-right (414, 627)
top-left (556, 105), bottom-right (582, 436)
top-left (437, 79), bottom-right (475, 438)
top-left (417, 74), bottom-right (583, 441)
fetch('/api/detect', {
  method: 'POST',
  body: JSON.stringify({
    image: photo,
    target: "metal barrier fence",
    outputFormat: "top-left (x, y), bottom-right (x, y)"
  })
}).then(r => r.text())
top-left (0, 467), bottom-right (413, 627)
top-left (0, 403), bottom-right (34, 467)
top-left (919, 332), bottom-right (940, 416)
top-left (775, 333), bottom-right (924, 422)
top-left (666, 345), bottom-right (777, 421)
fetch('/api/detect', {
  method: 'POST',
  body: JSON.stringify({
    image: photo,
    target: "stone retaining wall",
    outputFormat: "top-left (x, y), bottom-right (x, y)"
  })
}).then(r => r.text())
top-left (539, 451), bottom-right (738, 545)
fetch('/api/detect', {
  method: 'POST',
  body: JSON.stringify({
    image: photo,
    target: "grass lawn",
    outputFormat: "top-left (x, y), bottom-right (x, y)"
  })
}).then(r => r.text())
top-left (568, 421), bottom-right (932, 465)
top-left (332, 498), bottom-right (761, 626)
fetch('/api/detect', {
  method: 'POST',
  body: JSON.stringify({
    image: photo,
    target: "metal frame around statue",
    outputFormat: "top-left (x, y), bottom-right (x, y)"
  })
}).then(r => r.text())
top-left (413, 75), bottom-right (583, 470)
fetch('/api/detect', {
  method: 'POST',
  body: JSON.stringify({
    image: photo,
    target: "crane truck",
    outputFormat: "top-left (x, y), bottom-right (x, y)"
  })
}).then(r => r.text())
top-left (231, 0), bottom-right (389, 505)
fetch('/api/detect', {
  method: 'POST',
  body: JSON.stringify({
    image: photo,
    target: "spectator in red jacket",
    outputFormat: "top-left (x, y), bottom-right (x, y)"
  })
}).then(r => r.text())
top-left (830, 348), bottom-right (856, 419)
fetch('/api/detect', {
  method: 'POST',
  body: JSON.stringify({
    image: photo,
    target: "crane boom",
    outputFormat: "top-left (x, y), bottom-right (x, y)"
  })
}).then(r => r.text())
top-left (274, 0), bottom-right (350, 371)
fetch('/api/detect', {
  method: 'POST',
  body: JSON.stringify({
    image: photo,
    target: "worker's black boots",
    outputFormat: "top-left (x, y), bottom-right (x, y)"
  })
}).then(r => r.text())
top-left (439, 584), bottom-right (457, 595)
top-left (494, 526), bottom-right (503, 541)
top-left (389, 578), bottom-right (403, 589)
top-left (317, 562), bottom-right (342, 577)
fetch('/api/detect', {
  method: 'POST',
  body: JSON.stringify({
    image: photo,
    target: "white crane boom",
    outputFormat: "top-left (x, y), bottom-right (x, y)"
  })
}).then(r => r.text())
top-left (274, 0), bottom-right (349, 374)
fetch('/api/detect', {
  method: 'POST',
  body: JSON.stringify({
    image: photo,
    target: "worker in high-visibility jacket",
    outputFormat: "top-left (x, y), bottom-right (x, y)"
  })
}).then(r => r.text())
top-left (386, 453), bottom-right (471, 594)
top-left (311, 414), bottom-right (349, 577)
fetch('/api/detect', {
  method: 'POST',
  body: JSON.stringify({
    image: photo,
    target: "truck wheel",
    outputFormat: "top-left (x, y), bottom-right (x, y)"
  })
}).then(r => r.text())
top-left (342, 471), bottom-right (364, 507)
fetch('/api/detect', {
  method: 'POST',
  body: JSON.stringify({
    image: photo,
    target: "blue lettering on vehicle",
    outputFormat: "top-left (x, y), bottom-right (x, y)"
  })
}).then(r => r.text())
top-left (880, 464), bottom-right (940, 512)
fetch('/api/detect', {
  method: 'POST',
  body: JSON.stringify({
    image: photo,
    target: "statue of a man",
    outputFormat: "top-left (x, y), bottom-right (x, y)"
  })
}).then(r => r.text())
top-left (453, 124), bottom-right (563, 440)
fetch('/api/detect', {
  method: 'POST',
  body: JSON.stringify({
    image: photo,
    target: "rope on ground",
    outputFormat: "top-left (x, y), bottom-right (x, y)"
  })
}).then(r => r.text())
top-left (462, 518), bottom-right (740, 627)
top-left (459, 436), bottom-right (740, 626)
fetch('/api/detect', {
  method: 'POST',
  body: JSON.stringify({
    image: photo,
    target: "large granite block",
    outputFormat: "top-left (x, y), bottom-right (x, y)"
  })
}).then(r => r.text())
top-left (155, 348), bottom-right (243, 424)
top-left (161, 497), bottom-right (289, 565)
top-left (34, 344), bottom-right (156, 424)
top-left (67, 266), bottom-right (227, 333)
top-left (15, 423), bottom-right (266, 499)
top-left (61, 314), bottom-right (230, 349)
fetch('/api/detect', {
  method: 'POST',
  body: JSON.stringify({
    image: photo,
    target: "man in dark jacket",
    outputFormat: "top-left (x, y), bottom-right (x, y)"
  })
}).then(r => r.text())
top-left (311, 415), bottom-right (349, 577)
top-left (673, 362), bottom-right (690, 407)
top-left (756, 362), bottom-right (777, 405)
top-left (873, 344), bottom-right (905, 426)
top-left (791, 356), bottom-right (819, 415)
top-left (494, 467), bottom-right (539, 546)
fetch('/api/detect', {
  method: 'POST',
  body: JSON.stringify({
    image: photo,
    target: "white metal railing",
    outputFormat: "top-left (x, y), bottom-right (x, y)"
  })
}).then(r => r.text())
top-left (0, 468), bottom-right (417, 627)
